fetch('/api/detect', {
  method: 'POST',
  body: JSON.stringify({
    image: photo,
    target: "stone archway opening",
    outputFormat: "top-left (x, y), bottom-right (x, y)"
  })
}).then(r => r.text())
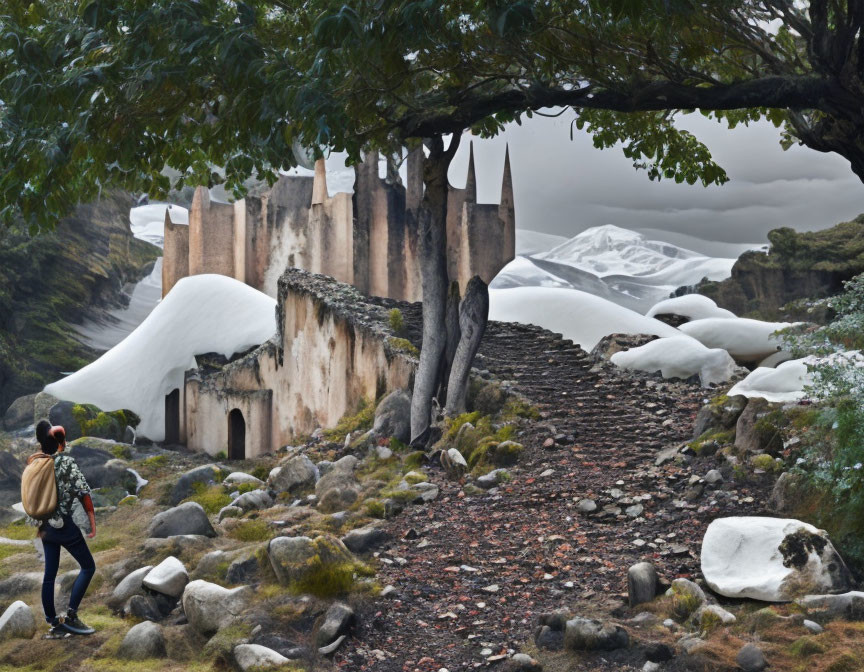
top-left (228, 408), bottom-right (246, 460)
top-left (164, 389), bottom-right (180, 445)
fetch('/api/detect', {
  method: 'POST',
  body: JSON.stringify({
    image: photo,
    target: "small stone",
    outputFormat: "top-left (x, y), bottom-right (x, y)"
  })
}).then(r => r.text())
top-left (626, 504), bottom-right (644, 518)
top-left (503, 653), bottom-right (542, 672)
top-left (577, 499), bottom-right (597, 513)
top-left (803, 619), bottom-right (823, 634)
top-left (117, 621), bottom-right (167, 660)
top-left (234, 643), bottom-right (291, 671)
top-left (628, 562), bottom-right (657, 607)
top-left (704, 469), bottom-right (724, 485)
top-left (481, 584), bottom-right (500, 593)
top-left (316, 602), bottom-right (354, 648)
top-left (736, 643), bottom-right (767, 671)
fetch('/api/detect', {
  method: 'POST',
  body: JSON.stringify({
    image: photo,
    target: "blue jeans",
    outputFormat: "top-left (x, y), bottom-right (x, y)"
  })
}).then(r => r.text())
top-left (40, 516), bottom-right (95, 623)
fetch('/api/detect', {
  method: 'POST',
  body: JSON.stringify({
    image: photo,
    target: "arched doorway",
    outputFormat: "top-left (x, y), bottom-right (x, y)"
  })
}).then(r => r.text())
top-left (228, 409), bottom-right (246, 460)
top-left (164, 389), bottom-right (180, 445)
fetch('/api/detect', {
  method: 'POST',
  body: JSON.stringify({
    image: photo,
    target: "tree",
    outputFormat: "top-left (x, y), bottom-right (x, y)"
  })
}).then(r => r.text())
top-left (3, 0), bottom-right (864, 442)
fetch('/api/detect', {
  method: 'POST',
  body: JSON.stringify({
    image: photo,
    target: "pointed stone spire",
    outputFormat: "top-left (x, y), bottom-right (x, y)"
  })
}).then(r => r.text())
top-left (500, 144), bottom-right (513, 211)
top-left (464, 141), bottom-right (477, 203)
top-left (311, 157), bottom-right (328, 205)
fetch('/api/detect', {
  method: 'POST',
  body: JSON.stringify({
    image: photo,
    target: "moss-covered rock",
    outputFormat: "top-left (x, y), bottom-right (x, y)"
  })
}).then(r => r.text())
top-left (266, 534), bottom-right (372, 598)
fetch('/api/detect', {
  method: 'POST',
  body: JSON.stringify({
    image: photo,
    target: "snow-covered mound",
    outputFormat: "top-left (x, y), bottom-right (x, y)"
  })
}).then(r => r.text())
top-left (679, 317), bottom-right (794, 362)
top-left (491, 256), bottom-right (575, 290)
top-left (515, 229), bottom-right (568, 256)
top-left (536, 224), bottom-right (736, 282)
top-left (727, 359), bottom-right (810, 403)
top-left (488, 286), bottom-right (680, 350)
top-left (46, 275), bottom-right (276, 441)
top-left (646, 295), bottom-right (736, 322)
top-left (610, 336), bottom-right (738, 386)
top-left (130, 203), bottom-right (188, 248)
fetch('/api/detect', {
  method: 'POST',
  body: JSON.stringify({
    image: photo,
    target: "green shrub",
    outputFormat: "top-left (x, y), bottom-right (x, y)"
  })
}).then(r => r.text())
top-left (214, 450), bottom-right (228, 460)
top-left (184, 483), bottom-right (232, 514)
top-left (323, 399), bottom-right (375, 442)
top-left (387, 337), bottom-right (419, 356)
top-left (228, 519), bottom-right (274, 542)
top-left (388, 308), bottom-right (404, 334)
top-left (250, 464), bottom-right (271, 481)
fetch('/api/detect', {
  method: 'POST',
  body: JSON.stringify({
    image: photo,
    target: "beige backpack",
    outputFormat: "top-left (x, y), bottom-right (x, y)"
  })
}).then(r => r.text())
top-left (21, 453), bottom-right (58, 520)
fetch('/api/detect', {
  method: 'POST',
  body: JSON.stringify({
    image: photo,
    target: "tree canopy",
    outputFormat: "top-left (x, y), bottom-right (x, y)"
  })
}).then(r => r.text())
top-left (1, 0), bottom-right (862, 230)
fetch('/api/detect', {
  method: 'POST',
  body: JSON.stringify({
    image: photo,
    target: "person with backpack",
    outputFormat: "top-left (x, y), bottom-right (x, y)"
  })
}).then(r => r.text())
top-left (22, 420), bottom-right (97, 637)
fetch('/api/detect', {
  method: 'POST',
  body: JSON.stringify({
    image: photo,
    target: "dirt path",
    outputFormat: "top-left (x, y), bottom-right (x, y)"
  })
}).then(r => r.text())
top-left (336, 319), bottom-right (771, 671)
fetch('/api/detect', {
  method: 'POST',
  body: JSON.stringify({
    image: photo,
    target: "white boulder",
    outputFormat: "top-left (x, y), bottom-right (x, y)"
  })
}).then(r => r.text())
top-left (646, 295), bottom-right (736, 322)
top-left (679, 317), bottom-right (795, 363)
top-left (728, 359), bottom-right (810, 403)
top-left (610, 335), bottom-right (738, 386)
top-left (701, 517), bottom-right (851, 602)
top-left (223, 472), bottom-right (265, 487)
top-left (234, 644), bottom-right (291, 671)
top-left (143, 556), bottom-right (188, 598)
top-left (0, 601), bottom-right (36, 641)
top-left (182, 580), bottom-right (253, 636)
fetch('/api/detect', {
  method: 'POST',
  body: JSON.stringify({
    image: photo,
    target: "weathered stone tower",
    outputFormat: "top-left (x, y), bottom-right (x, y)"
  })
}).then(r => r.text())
top-left (162, 144), bottom-right (516, 301)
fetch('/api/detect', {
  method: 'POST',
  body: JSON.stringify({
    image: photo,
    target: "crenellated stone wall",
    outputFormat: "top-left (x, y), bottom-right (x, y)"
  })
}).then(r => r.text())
top-left (183, 269), bottom-right (417, 457)
top-left (161, 144), bottom-right (516, 302)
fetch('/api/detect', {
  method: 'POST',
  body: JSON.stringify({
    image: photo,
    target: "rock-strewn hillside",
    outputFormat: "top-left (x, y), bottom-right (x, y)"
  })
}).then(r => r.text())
top-left (0, 193), bottom-right (160, 410)
top-left (687, 215), bottom-right (864, 321)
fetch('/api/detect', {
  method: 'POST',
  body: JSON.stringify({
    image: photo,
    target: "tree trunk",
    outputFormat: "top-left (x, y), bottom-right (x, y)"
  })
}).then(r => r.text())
top-left (437, 280), bottom-right (462, 402)
top-left (445, 275), bottom-right (489, 415)
top-left (410, 134), bottom-right (461, 446)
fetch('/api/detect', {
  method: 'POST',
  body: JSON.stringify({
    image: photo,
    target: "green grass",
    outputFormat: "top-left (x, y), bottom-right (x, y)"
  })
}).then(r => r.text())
top-left (227, 519), bottom-right (275, 542)
top-left (140, 455), bottom-right (168, 468)
top-left (322, 399), bottom-right (375, 442)
top-left (387, 337), bottom-right (418, 356)
top-left (0, 544), bottom-right (31, 562)
top-left (183, 483), bottom-right (232, 515)
top-left (0, 521), bottom-right (35, 541)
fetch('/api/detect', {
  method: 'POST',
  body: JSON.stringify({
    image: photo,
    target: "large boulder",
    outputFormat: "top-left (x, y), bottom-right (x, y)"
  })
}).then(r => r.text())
top-left (315, 456), bottom-right (360, 513)
top-left (341, 525), bottom-right (390, 554)
top-left (0, 573), bottom-right (42, 600)
top-left (701, 516), bottom-right (851, 601)
top-left (234, 644), bottom-right (292, 671)
top-left (734, 399), bottom-right (784, 455)
top-left (692, 394), bottom-right (747, 439)
top-left (181, 580), bottom-right (253, 636)
top-left (269, 455), bottom-right (318, 494)
top-left (117, 621), bottom-right (167, 660)
top-left (32, 391), bottom-right (59, 425)
top-left (48, 401), bottom-right (84, 441)
top-left (3, 394), bottom-right (36, 430)
top-left (66, 438), bottom-right (138, 491)
top-left (0, 601), bottom-right (36, 641)
top-left (148, 502), bottom-right (216, 538)
top-left (142, 556), bottom-right (189, 598)
top-left (223, 472), bottom-right (265, 488)
top-left (796, 591), bottom-right (864, 619)
top-left (232, 489), bottom-right (273, 512)
top-left (170, 465), bottom-right (221, 505)
top-left (564, 617), bottom-right (629, 651)
top-left (316, 602), bottom-right (354, 647)
top-left (267, 535), bottom-right (355, 586)
top-left (105, 565), bottom-right (153, 609)
top-left (0, 452), bottom-right (24, 507)
top-left (372, 390), bottom-right (411, 443)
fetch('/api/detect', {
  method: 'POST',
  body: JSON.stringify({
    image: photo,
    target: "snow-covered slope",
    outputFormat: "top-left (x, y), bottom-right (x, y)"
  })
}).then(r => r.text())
top-left (647, 295), bottom-right (737, 321)
top-left (515, 229), bottom-right (568, 256)
top-left (46, 275), bottom-right (276, 441)
top-left (679, 317), bottom-right (794, 362)
top-left (129, 203), bottom-right (188, 249)
top-left (494, 225), bottom-right (738, 312)
top-left (610, 335), bottom-right (738, 386)
top-left (488, 286), bottom-right (680, 350)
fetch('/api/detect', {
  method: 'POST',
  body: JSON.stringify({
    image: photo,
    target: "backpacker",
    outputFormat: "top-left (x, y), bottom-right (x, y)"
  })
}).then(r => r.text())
top-left (21, 453), bottom-right (58, 520)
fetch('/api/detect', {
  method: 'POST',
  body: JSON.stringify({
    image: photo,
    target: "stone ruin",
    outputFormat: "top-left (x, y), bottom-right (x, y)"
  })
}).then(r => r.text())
top-left (162, 144), bottom-right (516, 302)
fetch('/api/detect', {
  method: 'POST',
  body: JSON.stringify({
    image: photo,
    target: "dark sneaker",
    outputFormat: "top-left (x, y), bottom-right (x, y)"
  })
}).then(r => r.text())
top-left (59, 612), bottom-right (95, 636)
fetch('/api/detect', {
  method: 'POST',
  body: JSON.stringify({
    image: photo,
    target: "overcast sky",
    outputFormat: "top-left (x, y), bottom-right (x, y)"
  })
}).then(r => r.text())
top-left (444, 112), bottom-right (864, 248)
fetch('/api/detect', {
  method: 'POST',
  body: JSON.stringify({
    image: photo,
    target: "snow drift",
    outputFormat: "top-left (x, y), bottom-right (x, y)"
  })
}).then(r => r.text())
top-left (610, 335), bottom-right (738, 386)
top-left (488, 286), bottom-right (680, 350)
top-left (679, 317), bottom-right (794, 362)
top-left (727, 359), bottom-right (810, 403)
top-left (46, 274), bottom-right (276, 441)
top-left (646, 295), bottom-right (736, 322)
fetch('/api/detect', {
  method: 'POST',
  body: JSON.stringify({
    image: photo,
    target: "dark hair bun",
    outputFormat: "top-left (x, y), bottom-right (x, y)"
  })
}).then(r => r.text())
top-left (35, 419), bottom-right (59, 454)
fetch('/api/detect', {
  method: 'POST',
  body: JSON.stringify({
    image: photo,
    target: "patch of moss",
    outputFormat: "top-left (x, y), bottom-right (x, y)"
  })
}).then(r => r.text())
top-left (250, 464), bottom-right (271, 481)
top-left (291, 557), bottom-right (375, 599)
top-left (387, 337), bottom-right (419, 356)
top-left (403, 451), bottom-right (426, 469)
top-left (228, 520), bottom-right (275, 543)
top-left (364, 499), bottom-right (386, 518)
top-left (670, 583), bottom-right (703, 620)
top-left (141, 454), bottom-right (168, 468)
top-left (754, 409), bottom-right (787, 454)
top-left (214, 450), bottom-right (228, 460)
top-left (789, 635), bottom-right (826, 657)
top-left (183, 483), bottom-right (232, 515)
top-left (323, 399), bottom-right (375, 442)
top-left (0, 521), bottom-right (34, 541)
top-left (501, 396), bottom-right (540, 421)
top-left (751, 453), bottom-right (782, 472)
top-left (403, 470), bottom-right (427, 485)
top-left (688, 429), bottom-right (735, 455)
top-left (379, 488), bottom-right (416, 503)
top-left (234, 482), bottom-right (260, 495)
top-left (201, 622), bottom-right (253, 663)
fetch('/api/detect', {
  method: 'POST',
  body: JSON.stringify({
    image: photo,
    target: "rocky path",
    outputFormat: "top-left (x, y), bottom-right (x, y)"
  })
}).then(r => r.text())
top-left (336, 319), bottom-right (771, 671)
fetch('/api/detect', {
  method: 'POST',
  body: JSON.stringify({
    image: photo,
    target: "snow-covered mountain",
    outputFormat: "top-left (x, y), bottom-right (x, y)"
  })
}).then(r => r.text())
top-left (492, 224), bottom-right (739, 312)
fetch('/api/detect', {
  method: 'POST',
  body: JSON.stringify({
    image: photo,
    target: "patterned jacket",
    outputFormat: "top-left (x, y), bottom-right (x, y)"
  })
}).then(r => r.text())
top-left (27, 454), bottom-right (91, 528)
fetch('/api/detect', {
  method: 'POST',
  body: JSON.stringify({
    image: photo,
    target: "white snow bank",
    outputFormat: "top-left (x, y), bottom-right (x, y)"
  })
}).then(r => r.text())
top-left (727, 358), bottom-right (810, 403)
top-left (129, 203), bottom-right (188, 248)
top-left (610, 336), bottom-right (738, 386)
top-left (646, 295), bottom-right (736, 321)
top-left (489, 286), bottom-right (680, 350)
top-left (679, 317), bottom-right (794, 362)
top-left (515, 229), bottom-right (568, 256)
top-left (46, 274), bottom-right (276, 441)
top-left (491, 256), bottom-right (573, 289)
